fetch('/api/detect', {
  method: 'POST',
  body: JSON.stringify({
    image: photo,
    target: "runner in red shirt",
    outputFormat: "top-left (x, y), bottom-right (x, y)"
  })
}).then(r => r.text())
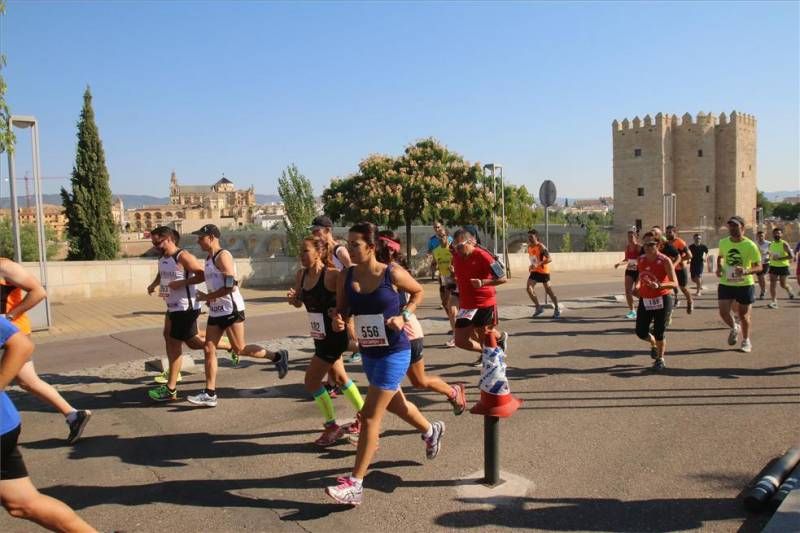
top-left (634, 232), bottom-right (678, 371)
top-left (665, 225), bottom-right (694, 314)
top-left (451, 228), bottom-right (508, 366)
top-left (613, 228), bottom-right (642, 319)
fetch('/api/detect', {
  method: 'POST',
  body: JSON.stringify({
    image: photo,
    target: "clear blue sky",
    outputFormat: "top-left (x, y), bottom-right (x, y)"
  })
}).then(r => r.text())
top-left (2, 1), bottom-right (798, 199)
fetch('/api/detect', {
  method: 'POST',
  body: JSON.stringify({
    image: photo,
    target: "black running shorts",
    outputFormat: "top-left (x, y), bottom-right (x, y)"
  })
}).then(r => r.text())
top-left (1, 425), bottom-right (28, 480)
top-left (207, 311), bottom-right (245, 330)
top-left (167, 309), bottom-right (200, 341)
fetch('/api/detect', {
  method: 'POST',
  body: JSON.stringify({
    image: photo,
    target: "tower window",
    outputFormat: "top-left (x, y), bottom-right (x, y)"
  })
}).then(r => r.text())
top-left (742, 171), bottom-right (745, 177)
top-left (706, 186), bottom-right (710, 193)
top-left (637, 187), bottom-right (644, 197)
top-left (698, 150), bottom-right (703, 157)
top-left (634, 148), bottom-right (642, 157)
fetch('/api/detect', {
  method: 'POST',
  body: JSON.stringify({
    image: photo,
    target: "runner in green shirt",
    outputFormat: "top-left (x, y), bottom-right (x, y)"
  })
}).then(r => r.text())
top-left (716, 216), bottom-right (762, 353)
top-left (766, 226), bottom-right (796, 309)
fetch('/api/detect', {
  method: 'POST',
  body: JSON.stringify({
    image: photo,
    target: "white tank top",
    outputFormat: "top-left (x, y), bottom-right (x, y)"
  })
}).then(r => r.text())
top-left (757, 240), bottom-right (770, 263)
top-left (204, 249), bottom-right (245, 317)
top-left (158, 250), bottom-right (200, 312)
top-left (332, 244), bottom-right (346, 271)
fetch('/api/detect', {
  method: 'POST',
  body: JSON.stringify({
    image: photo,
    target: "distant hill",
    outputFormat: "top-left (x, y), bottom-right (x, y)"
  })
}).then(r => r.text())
top-left (764, 190), bottom-right (800, 202)
top-left (0, 193), bottom-right (283, 209)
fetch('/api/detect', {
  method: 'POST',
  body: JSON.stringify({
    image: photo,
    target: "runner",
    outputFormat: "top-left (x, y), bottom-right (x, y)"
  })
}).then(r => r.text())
top-left (688, 233), bottom-right (709, 297)
top-left (287, 235), bottom-right (363, 446)
top-left (325, 222), bottom-right (445, 506)
top-left (426, 220), bottom-right (450, 282)
top-left (795, 240), bottom-right (800, 293)
top-left (716, 216), bottom-right (762, 353)
top-left (187, 224), bottom-right (288, 407)
top-left (526, 229), bottom-right (561, 319)
top-left (146, 226), bottom-right (205, 401)
top-left (431, 228), bottom-right (457, 346)
top-left (310, 215), bottom-right (361, 364)
top-left (766, 226), bottom-right (796, 309)
top-left (451, 228), bottom-right (508, 367)
top-left (0, 257), bottom-right (91, 443)
top-left (633, 232), bottom-right (677, 371)
top-left (754, 229), bottom-right (771, 300)
top-left (377, 231), bottom-right (466, 415)
top-left (665, 225), bottom-right (694, 314)
top-left (0, 316), bottom-right (96, 532)
top-left (614, 229), bottom-right (641, 319)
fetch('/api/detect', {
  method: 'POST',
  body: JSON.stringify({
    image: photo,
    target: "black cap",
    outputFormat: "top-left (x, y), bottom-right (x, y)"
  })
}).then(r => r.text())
top-left (727, 215), bottom-right (745, 227)
top-left (191, 224), bottom-right (221, 238)
top-left (309, 215), bottom-right (333, 229)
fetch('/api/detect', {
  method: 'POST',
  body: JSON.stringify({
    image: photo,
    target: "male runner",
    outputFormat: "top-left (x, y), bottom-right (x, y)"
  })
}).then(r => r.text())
top-left (688, 233), bottom-right (709, 296)
top-left (526, 229), bottom-right (560, 318)
top-left (754, 229), bottom-right (771, 300)
top-left (146, 226), bottom-right (205, 401)
top-left (451, 228), bottom-right (508, 366)
top-left (0, 257), bottom-right (91, 443)
top-left (766, 226), bottom-right (796, 308)
top-left (665, 225), bottom-right (693, 313)
top-left (716, 216), bottom-right (762, 353)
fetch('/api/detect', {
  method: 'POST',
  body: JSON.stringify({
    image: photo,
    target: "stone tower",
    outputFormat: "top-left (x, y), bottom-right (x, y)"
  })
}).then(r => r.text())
top-left (169, 170), bottom-right (179, 205)
top-left (612, 111), bottom-right (757, 233)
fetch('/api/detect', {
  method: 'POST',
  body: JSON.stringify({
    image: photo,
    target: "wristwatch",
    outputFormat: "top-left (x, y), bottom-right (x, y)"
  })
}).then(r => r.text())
top-left (401, 309), bottom-right (412, 322)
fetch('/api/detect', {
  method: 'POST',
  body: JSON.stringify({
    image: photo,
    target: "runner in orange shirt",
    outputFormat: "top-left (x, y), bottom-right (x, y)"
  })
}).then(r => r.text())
top-left (526, 229), bottom-right (560, 319)
top-left (665, 225), bottom-right (694, 314)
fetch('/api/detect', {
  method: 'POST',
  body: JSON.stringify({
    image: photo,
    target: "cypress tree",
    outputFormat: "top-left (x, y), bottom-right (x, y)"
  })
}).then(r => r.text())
top-left (61, 87), bottom-right (119, 260)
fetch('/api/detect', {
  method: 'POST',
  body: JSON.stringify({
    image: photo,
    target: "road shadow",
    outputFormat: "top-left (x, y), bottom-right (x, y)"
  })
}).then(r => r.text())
top-left (39, 460), bottom-right (421, 520)
top-left (433, 495), bottom-right (764, 532)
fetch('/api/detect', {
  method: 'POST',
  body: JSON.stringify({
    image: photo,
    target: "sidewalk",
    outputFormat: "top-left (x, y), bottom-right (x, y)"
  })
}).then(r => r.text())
top-left (33, 269), bottom-right (624, 344)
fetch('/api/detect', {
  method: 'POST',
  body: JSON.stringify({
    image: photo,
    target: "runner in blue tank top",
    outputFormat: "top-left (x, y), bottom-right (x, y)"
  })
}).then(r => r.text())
top-left (325, 222), bottom-right (446, 506)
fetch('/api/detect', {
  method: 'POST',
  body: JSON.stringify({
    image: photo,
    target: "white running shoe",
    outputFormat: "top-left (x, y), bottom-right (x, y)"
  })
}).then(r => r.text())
top-left (325, 476), bottom-right (363, 505)
top-left (187, 391), bottom-right (218, 407)
top-left (727, 324), bottom-right (740, 346)
top-left (741, 339), bottom-right (752, 353)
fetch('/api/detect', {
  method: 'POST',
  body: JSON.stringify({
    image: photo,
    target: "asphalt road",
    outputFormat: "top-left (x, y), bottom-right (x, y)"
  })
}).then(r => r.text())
top-left (3, 278), bottom-right (799, 532)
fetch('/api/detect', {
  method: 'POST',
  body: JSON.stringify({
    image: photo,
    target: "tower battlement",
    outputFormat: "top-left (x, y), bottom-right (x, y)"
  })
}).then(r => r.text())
top-left (612, 111), bottom-right (756, 133)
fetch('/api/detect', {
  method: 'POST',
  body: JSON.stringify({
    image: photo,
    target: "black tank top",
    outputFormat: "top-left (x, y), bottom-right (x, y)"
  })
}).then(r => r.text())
top-left (301, 268), bottom-right (337, 329)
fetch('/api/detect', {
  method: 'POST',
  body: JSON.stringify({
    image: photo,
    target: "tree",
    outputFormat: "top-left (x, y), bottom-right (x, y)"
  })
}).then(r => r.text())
top-left (756, 190), bottom-right (773, 217)
top-left (277, 164), bottom-right (316, 256)
top-left (771, 202), bottom-right (800, 221)
top-left (60, 87), bottom-right (119, 260)
top-left (560, 232), bottom-right (572, 252)
top-left (0, 1), bottom-right (15, 155)
top-left (0, 218), bottom-right (58, 261)
top-left (584, 220), bottom-right (609, 251)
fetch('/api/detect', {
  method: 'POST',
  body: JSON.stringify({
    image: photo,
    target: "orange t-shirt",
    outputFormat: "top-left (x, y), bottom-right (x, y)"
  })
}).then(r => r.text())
top-left (0, 281), bottom-right (32, 335)
top-left (528, 243), bottom-right (550, 274)
top-left (669, 237), bottom-right (688, 270)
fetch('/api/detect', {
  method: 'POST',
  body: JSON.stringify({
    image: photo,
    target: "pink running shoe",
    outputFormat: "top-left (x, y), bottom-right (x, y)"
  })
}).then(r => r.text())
top-left (326, 476), bottom-right (363, 505)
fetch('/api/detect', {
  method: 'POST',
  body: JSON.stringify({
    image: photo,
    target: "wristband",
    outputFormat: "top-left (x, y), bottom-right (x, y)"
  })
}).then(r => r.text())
top-left (402, 309), bottom-right (412, 322)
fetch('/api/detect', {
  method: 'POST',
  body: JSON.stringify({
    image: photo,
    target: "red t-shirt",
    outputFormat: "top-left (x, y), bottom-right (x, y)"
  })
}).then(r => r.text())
top-left (668, 237), bottom-right (688, 270)
top-left (637, 253), bottom-right (672, 298)
top-left (452, 246), bottom-right (497, 309)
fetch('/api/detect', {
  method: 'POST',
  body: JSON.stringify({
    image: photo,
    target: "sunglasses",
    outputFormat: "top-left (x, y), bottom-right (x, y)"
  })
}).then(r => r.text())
top-left (644, 242), bottom-right (658, 247)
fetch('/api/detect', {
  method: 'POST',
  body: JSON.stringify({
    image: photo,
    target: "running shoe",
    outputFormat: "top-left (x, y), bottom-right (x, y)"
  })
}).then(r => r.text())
top-left (324, 381), bottom-right (340, 398)
top-left (759, 291), bottom-right (765, 300)
top-left (650, 345), bottom-right (657, 360)
top-left (625, 310), bottom-right (637, 319)
top-left (652, 358), bottom-right (666, 371)
top-left (471, 355), bottom-right (483, 368)
top-left (343, 415), bottom-right (361, 435)
top-left (345, 352), bottom-right (362, 363)
top-left (325, 476), bottom-right (363, 506)
top-left (187, 391), bottom-right (218, 407)
top-left (448, 383), bottom-right (467, 416)
top-left (274, 349), bottom-right (289, 379)
top-left (553, 307), bottom-right (561, 319)
top-left (315, 423), bottom-right (343, 447)
top-left (767, 301), bottom-right (779, 309)
top-left (148, 385), bottom-right (177, 402)
top-left (66, 410), bottom-right (92, 444)
top-left (686, 300), bottom-right (693, 314)
top-left (532, 306), bottom-right (544, 318)
top-left (229, 350), bottom-right (240, 367)
top-left (445, 338), bottom-right (456, 348)
top-left (741, 339), bottom-right (752, 353)
top-left (727, 324), bottom-right (740, 346)
top-left (498, 331), bottom-right (509, 354)
top-left (423, 420), bottom-right (446, 459)
top-left (154, 371), bottom-right (182, 384)
top-left (790, 292), bottom-right (796, 300)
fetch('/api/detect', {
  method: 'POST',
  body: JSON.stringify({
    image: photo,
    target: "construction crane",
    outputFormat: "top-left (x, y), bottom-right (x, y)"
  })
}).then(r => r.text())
top-left (20, 172), bottom-right (69, 210)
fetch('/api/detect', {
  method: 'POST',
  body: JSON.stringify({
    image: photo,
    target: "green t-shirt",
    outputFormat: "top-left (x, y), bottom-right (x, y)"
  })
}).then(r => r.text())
top-left (718, 237), bottom-right (761, 287)
top-left (432, 245), bottom-right (453, 277)
top-left (768, 240), bottom-right (791, 267)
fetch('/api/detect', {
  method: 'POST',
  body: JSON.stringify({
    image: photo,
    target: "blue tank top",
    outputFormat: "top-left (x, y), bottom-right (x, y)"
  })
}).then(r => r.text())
top-left (345, 264), bottom-right (409, 357)
top-left (0, 316), bottom-right (21, 435)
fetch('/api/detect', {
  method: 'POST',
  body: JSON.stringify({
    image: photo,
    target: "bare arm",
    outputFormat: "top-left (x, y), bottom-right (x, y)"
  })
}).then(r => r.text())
top-left (335, 245), bottom-right (353, 269)
top-left (0, 331), bottom-right (33, 390)
top-left (147, 272), bottom-right (161, 295)
top-left (199, 251), bottom-right (235, 301)
top-left (287, 269), bottom-right (304, 308)
top-left (0, 259), bottom-right (46, 321)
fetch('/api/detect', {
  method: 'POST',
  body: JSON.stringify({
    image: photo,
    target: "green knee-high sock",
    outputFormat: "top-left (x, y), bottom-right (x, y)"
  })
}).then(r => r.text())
top-left (340, 379), bottom-right (364, 412)
top-left (312, 386), bottom-right (336, 426)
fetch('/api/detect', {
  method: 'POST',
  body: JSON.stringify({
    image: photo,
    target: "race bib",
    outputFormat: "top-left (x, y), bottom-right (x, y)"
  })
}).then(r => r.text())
top-left (725, 265), bottom-right (743, 282)
top-left (626, 259), bottom-right (638, 270)
top-left (643, 297), bottom-right (664, 311)
top-left (308, 312), bottom-right (326, 340)
top-left (456, 308), bottom-right (478, 321)
top-left (158, 285), bottom-right (170, 298)
top-left (355, 314), bottom-right (389, 347)
top-left (529, 256), bottom-right (539, 268)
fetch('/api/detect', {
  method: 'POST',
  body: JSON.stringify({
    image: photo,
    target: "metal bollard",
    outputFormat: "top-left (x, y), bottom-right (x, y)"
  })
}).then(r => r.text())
top-left (484, 415), bottom-right (500, 486)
